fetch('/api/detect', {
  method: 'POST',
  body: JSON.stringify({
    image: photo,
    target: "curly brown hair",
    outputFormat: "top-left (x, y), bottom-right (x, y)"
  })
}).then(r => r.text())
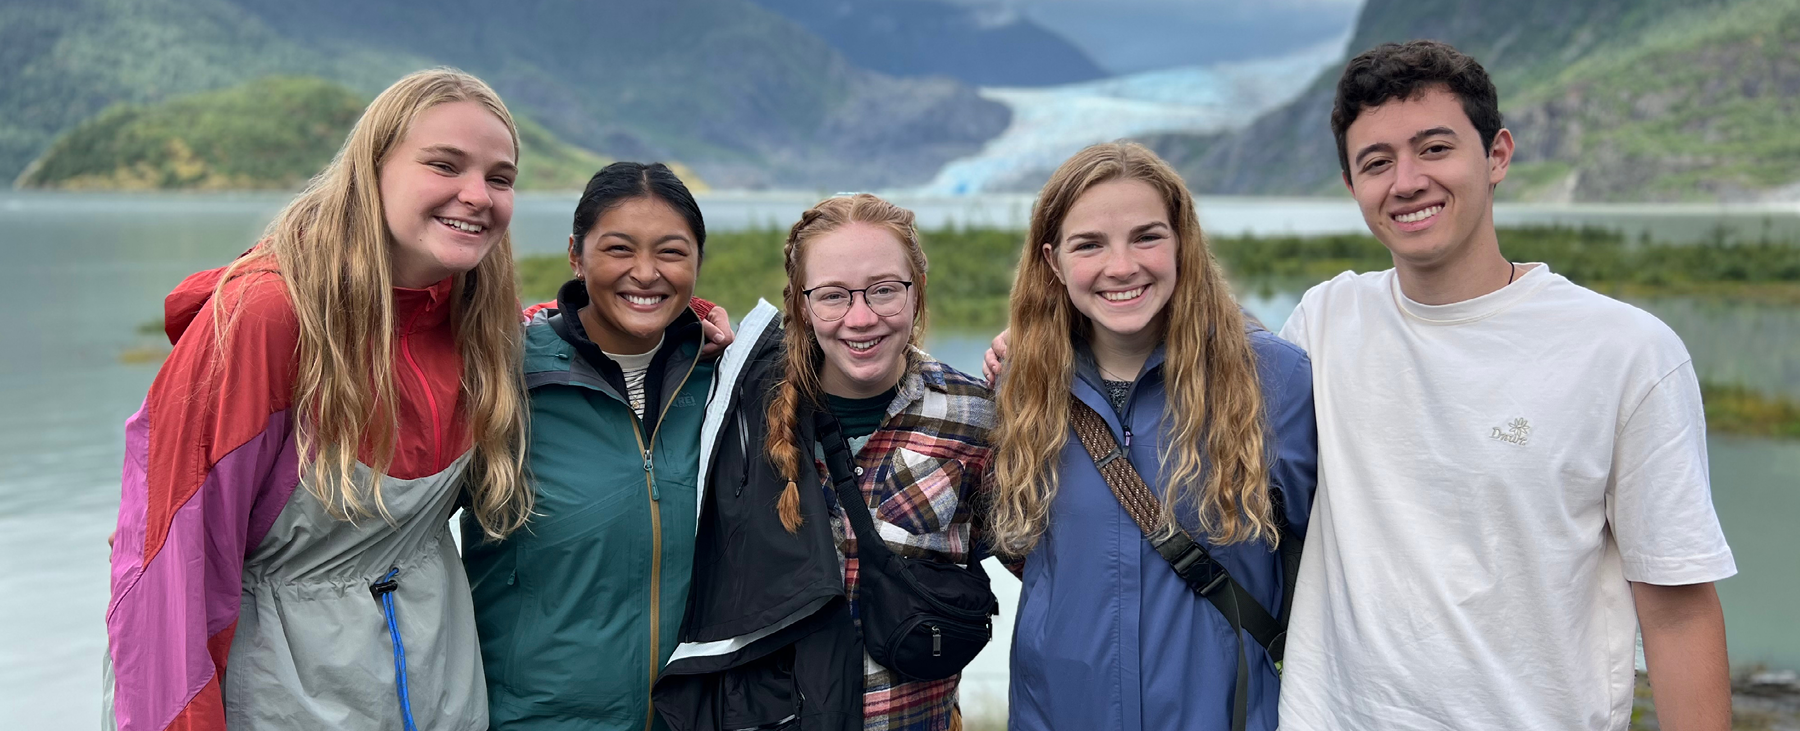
top-left (1331, 40), bottom-right (1503, 182)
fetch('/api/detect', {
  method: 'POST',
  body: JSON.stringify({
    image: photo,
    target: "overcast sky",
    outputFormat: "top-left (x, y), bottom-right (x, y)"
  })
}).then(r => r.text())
top-left (963, 0), bottom-right (1366, 73)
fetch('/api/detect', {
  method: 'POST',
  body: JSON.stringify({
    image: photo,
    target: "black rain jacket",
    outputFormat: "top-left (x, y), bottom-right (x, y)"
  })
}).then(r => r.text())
top-left (653, 302), bottom-right (862, 731)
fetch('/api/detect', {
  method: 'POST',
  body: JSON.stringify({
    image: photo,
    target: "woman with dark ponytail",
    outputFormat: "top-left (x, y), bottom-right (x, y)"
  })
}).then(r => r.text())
top-left (656, 194), bottom-right (997, 731)
top-left (462, 161), bottom-right (742, 731)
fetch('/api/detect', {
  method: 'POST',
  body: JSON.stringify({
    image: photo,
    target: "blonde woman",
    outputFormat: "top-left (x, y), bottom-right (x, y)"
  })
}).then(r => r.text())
top-left (105, 69), bottom-right (530, 730)
top-left (988, 143), bottom-right (1316, 731)
top-left (658, 194), bottom-right (996, 731)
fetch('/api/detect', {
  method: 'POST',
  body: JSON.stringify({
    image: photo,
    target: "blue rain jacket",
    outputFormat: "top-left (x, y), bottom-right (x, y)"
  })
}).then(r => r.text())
top-left (1009, 328), bottom-right (1317, 731)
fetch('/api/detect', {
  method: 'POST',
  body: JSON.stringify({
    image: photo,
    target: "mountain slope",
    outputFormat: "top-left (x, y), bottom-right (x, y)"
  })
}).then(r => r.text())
top-left (1504, 0), bottom-right (1800, 201)
top-left (1168, 0), bottom-right (1797, 201)
top-left (747, 0), bottom-right (1106, 87)
top-left (0, 0), bottom-right (423, 185)
top-left (0, 0), bottom-right (1009, 189)
top-left (14, 77), bottom-right (613, 191)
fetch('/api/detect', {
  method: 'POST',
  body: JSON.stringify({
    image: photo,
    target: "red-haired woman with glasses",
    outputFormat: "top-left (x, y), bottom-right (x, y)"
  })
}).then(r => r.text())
top-left (655, 194), bottom-right (996, 731)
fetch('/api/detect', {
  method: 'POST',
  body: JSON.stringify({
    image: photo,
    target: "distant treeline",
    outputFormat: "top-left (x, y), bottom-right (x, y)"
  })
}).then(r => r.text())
top-left (518, 226), bottom-right (1022, 328)
top-left (518, 224), bottom-right (1800, 329)
top-left (1216, 225), bottom-right (1800, 290)
top-left (17, 76), bottom-right (618, 191)
top-left (1701, 382), bottom-right (1800, 440)
top-left (514, 223), bottom-right (1800, 440)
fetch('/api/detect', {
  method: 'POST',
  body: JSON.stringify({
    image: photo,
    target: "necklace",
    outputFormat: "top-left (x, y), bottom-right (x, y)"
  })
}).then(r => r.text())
top-left (1507, 261), bottom-right (1518, 285)
top-left (1098, 363), bottom-right (1135, 382)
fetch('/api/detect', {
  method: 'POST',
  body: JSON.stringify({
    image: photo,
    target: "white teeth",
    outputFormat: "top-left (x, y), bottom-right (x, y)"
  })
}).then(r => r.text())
top-left (1101, 286), bottom-right (1145, 302)
top-left (846, 339), bottom-right (880, 351)
top-left (437, 217), bottom-right (484, 233)
top-left (1394, 205), bottom-right (1442, 224)
top-left (624, 295), bottom-right (664, 306)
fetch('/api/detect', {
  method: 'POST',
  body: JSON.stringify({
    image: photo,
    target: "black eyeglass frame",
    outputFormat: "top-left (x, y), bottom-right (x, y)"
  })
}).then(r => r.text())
top-left (800, 280), bottom-right (915, 321)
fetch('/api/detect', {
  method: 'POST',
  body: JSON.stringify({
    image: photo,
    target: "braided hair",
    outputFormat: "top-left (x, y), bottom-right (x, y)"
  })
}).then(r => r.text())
top-left (766, 194), bottom-right (929, 532)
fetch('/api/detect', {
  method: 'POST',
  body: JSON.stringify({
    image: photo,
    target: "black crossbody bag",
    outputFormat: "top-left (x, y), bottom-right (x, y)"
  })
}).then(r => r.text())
top-left (1068, 398), bottom-right (1302, 731)
top-left (813, 409), bottom-right (998, 682)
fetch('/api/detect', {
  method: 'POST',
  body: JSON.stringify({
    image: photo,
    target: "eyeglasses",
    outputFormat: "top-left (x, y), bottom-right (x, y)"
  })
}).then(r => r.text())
top-left (801, 280), bottom-right (913, 321)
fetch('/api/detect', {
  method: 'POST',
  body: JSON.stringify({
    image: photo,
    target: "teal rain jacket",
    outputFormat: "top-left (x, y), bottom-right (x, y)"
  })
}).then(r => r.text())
top-left (463, 282), bottom-right (723, 730)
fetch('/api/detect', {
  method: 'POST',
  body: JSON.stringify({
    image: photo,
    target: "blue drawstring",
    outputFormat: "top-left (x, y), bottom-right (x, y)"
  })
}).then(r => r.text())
top-left (370, 568), bottom-right (419, 731)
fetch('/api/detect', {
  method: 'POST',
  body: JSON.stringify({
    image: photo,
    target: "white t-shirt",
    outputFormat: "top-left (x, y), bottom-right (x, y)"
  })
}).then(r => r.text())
top-left (603, 336), bottom-right (663, 418)
top-left (1276, 265), bottom-right (1736, 731)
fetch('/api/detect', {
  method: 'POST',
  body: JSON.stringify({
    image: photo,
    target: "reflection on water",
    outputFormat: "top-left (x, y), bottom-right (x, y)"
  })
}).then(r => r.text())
top-left (1642, 298), bottom-right (1800, 400)
top-left (2, 192), bottom-right (1796, 729)
top-left (1708, 436), bottom-right (1800, 671)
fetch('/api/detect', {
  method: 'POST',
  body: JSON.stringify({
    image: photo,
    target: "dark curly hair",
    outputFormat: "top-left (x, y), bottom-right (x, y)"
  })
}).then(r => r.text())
top-left (1331, 40), bottom-right (1503, 181)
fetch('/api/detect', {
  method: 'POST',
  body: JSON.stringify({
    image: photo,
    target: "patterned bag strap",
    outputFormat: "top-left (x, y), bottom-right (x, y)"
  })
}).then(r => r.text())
top-left (1068, 396), bottom-right (1289, 731)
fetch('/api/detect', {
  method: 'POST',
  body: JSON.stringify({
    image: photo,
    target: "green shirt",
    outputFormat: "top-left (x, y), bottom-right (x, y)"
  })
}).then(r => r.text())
top-left (827, 387), bottom-right (897, 442)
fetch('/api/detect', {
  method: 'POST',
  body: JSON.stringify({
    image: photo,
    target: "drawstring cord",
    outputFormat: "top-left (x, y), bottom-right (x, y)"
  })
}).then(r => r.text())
top-left (370, 567), bottom-right (419, 731)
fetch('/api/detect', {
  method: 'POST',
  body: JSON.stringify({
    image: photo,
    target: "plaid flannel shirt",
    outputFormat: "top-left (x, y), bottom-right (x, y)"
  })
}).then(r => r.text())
top-left (815, 352), bottom-right (996, 731)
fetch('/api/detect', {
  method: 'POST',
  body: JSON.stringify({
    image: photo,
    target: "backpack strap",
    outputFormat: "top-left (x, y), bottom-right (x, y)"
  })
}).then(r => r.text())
top-left (813, 408), bottom-right (892, 564)
top-left (1069, 397), bottom-right (1295, 731)
top-left (813, 408), bottom-right (989, 569)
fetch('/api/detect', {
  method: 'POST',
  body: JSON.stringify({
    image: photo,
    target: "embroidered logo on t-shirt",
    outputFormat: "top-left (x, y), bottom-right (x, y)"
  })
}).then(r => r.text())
top-left (1490, 418), bottom-right (1531, 446)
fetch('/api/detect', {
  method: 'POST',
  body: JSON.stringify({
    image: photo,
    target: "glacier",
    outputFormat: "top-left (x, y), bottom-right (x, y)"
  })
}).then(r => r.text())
top-left (918, 37), bottom-right (1345, 195)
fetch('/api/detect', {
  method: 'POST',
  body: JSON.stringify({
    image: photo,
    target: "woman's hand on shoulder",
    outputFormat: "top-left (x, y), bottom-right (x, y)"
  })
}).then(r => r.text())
top-left (982, 329), bottom-right (1010, 386)
top-left (700, 303), bottom-right (733, 358)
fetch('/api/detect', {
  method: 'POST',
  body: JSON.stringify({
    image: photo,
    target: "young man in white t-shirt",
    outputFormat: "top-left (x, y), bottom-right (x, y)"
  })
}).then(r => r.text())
top-left (1274, 40), bottom-right (1737, 731)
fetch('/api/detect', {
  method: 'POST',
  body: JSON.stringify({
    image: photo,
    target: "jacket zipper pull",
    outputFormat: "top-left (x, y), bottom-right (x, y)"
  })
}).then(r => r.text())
top-left (931, 624), bottom-right (942, 657)
top-left (644, 448), bottom-right (660, 500)
top-left (1123, 427), bottom-right (1132, 448)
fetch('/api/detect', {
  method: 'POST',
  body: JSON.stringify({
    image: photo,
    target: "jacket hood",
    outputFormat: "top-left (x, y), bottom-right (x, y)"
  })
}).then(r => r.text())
top-left (162, 255), bottom-right (455, 346)
top-left (162, 258), bottom-right (280, 345)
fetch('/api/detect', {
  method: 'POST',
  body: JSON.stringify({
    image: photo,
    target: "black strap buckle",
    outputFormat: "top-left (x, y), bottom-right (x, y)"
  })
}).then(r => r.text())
top-left (1153, 531), bottom-right (1229, 596)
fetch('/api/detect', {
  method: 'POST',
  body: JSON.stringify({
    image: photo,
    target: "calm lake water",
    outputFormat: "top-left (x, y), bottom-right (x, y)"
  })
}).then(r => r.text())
top-left (2, 192), bottom-right (1796, 728)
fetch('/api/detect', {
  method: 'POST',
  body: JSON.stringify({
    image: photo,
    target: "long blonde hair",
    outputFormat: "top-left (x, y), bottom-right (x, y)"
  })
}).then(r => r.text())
top-left (215, 68), bottom-right (531, 539)
top-left (989, 142), bottom-right (1274, 556)
top-left (767, 194), bottom-right (929, 533)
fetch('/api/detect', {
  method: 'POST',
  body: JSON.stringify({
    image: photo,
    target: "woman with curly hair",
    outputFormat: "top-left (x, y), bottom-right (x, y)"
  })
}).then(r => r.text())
top-left (988, 142), bottom-right (1317, 731)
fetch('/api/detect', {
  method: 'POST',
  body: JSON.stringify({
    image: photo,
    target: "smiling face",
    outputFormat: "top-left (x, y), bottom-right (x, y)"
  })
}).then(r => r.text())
top-left (1343, 86), bottom-right (1513, 270)
top-left (379, 100), bottom-right (517, 288)
top-left (802, 222), bottom-right (918, 399)
top-left (1044, 178), bottom-right (1177, 353)
top-left (568, 196), bottom-right (699, 354)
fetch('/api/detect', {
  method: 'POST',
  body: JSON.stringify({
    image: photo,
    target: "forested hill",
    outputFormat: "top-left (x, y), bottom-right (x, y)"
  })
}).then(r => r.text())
top-left (1161, 0), bottom-right (1800, 202)
top-left (0, 0), bottom-right (1010, 191)
top-left (13, 77), bottom-right (614, 191)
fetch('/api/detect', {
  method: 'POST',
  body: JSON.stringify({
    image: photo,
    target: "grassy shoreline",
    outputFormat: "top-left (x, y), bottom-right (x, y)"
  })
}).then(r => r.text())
top-left (1701, 383), bottom-right (1800, 440)
top-left (521, 223), bottom-right (1800, 327)
top-left (517, 226), bottom-right (1800, 443)
top-left (127, 225), bottom-right (1800, 439)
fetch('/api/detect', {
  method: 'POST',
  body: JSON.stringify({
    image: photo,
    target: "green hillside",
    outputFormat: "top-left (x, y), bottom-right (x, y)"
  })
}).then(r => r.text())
top-left (1168, 0), bottom-right (1800, 202)
top-left (0, 0), bottom-right (1006, 191)
top-left (0, 0), bottom-right (425, 186)
top-left (513, 117), bottom-right (617, 192)
top-left (14, 76), bottom-right (614, 191)
top-left (1504, 0), bottom-right (1800, 201)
